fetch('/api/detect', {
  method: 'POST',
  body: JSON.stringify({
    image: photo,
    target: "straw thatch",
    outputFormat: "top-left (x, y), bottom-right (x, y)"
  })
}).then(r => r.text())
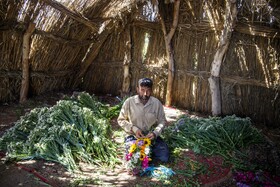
top-left (0, 0), bottom-right (279, 126)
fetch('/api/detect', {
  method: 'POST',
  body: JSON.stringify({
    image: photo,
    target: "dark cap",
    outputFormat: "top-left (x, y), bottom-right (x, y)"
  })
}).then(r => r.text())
top-left (138, 78), bottom-right (153, 88)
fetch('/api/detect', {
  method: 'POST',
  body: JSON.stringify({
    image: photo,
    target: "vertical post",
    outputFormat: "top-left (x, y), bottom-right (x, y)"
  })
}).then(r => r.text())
top-left (20, 22), bottom-right (35, 103)
top-left (208, 0), bottom-right (237, 115)
top-left (121, 25), bottom-right (132, 97)
top-left (159, 0), bottom-right (180, 106)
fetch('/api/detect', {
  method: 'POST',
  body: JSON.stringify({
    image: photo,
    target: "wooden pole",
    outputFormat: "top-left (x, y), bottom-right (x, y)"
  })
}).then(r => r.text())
top-left (159, 0), bottom-right (180, 106)
top-left (72, 21), bottom-right (114, 88)
top-left (20, 22), bottom-right (35, 103)
top-left (208, 0), bottom-right (237, 116)
top-left (40, 0), bottom-right (98, 31)
top-left (121, 25), bottom-right (132, 97)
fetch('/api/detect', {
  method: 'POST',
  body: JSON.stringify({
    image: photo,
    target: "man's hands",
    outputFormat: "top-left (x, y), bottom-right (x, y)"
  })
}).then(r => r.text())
top-left (135, 130), bottom-right (155, 140)
top-left (135, 130), bottom-right (144, 138)
top-left (146, 132), bottom-right (155, 140)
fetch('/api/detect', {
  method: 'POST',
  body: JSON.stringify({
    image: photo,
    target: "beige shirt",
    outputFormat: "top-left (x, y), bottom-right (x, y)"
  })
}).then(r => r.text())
top-left (117, 95), bottom-right (166, 137)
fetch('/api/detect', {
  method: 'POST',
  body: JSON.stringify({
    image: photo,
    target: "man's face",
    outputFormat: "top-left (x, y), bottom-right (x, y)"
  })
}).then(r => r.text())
top-left (137, 86), bottom-right (152, 103)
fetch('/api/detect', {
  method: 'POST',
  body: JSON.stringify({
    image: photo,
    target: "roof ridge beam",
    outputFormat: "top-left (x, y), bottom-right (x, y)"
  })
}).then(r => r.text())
top-left (40, 0), bottom-right (98, 31)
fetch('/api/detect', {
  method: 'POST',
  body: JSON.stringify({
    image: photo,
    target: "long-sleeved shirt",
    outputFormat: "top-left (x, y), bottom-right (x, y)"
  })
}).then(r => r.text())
top-left (117, 95), bottom-right (166, 137)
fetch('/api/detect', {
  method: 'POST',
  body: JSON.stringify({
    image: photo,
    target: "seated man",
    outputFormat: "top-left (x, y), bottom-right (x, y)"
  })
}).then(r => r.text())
top-left (117, 78), bottom-right (169, 166)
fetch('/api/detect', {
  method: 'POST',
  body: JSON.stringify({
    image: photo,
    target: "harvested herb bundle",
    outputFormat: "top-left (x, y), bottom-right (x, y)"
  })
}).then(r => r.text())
top-left (163, 115), bottom-right (265, 170)
top-left (0, 92), bottom-right (122, 171)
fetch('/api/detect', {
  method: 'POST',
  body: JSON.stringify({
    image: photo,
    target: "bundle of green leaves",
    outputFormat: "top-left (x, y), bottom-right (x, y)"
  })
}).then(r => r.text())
top-left (0, 92), bottom-right (123, 171)
top-left (162, 115), bottom-right (265, 170)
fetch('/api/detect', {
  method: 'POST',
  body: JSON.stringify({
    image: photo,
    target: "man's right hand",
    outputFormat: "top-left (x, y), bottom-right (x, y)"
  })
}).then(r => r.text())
top-left (135, 130), bottom-right (144, 138)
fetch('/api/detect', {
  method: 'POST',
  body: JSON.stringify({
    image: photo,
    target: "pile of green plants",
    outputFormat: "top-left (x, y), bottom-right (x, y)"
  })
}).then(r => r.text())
top-left (163, 115), bottom-right (265, 170)
top-left (0, 92), bottom-right (123, 171)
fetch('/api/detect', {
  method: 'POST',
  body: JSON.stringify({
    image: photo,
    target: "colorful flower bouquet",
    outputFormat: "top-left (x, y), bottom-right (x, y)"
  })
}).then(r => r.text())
top-left (125, 138), bottom-right (152, 175)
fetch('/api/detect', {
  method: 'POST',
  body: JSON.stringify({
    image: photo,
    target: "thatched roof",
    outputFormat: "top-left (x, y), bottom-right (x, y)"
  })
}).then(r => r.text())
top-left (0, 0), bottom-right (144, 96)
top-left (1, 0), bottom-right (279, 83)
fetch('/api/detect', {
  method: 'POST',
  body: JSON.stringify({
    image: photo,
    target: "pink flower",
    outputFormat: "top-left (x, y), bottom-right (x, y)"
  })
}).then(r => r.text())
top-left (126, 153), bottom-right (132, 161)
top-left (142, 156), bottom-right (149, 169)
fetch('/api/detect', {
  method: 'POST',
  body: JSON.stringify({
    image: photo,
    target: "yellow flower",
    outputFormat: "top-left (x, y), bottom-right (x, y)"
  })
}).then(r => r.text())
top-left (139, 152), bottom-right (146, 161)
top-left (143, 138), bottom-right (151, 146)
top-left (129, 144), bottom-right (136, 153)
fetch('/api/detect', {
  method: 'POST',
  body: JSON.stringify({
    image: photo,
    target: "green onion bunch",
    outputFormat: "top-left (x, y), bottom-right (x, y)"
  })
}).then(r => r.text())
top-left (0, 92), bottom-right (122, 171)
top-left (163, 115), bottom-right (265, 169)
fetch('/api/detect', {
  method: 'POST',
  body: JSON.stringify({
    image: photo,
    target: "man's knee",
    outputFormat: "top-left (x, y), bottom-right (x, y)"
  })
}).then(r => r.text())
top-left (152, 138), bottom-right (170, 162)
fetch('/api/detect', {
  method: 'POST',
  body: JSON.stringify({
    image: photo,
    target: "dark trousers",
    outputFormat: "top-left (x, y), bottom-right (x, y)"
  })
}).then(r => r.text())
top-left (125, 135), bottom-right (170, 163)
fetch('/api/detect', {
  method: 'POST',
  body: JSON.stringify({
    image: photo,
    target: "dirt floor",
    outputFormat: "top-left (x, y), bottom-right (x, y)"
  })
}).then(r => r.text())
top-left (0, 91), bottom-right (280, 187)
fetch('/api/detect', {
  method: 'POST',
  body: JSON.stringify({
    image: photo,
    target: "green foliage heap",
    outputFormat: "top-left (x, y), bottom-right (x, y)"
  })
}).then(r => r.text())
top-left (163, 115), bottom-right (265, 170)
top-left (0, 92), bottom-right (123, 171)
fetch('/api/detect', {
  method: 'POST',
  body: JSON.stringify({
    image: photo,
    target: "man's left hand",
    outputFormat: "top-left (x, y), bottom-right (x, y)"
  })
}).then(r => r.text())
top-left (146, 132), bottom-right (155, 140)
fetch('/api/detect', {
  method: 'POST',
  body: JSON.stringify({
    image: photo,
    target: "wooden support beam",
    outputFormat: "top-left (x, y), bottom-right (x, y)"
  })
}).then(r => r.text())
top-left (40, 0), bottom-right (98, 31)
top-left (208, 0), bottom-right (237, 116)
top-left (235, 22), bottom-right (280, 39)
top-left (72, 21), bottom-right (114, 88)
top-left (20, 22), bottom-right (36, 103)
top-left (121, 25), bottom-right (132, 97)
top-left (159, 0), bottom-right (180, 106)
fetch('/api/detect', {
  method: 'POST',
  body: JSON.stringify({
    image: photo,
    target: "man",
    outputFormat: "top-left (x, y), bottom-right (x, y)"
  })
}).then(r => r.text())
top-left (117, 78), bottom-right (169, 163)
